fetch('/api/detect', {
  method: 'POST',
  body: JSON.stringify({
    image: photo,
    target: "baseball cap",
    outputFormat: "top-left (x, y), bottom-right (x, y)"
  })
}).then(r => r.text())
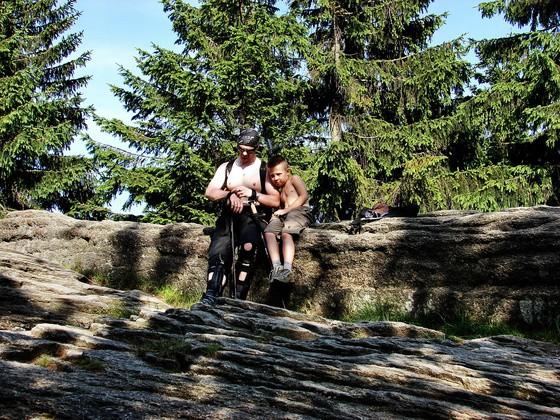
top-left (237, 128), bottom-right (260, 148)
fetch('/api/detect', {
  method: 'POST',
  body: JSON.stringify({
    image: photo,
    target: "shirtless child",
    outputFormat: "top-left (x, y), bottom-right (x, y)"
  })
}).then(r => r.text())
top-left (264, 155), bottom-right (313, 283)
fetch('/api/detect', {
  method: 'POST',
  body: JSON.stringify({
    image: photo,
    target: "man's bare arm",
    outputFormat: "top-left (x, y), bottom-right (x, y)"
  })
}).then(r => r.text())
top-left (258, 179), bottom-right (280, 208)
top-left (205, 185), bottom-right (230, 202)
top-left (205, 163), bottom-right (230, 201)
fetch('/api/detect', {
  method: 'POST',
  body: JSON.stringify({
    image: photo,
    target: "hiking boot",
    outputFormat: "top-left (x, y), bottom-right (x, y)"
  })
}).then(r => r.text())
top-left (199, 292), bottom-right (217, 305)
top-left (275, 268), bottom-right (292, 283)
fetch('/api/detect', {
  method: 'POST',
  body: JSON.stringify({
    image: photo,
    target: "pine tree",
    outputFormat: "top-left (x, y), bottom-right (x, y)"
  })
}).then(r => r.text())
top-left (0, 0), bottom-right (94, 212)
top-left (453, 0), bottom-right (560, 208)
top-left (90, 0), bottom-right (312, 224)
top-left (291, 0), bottom-right (471, 219)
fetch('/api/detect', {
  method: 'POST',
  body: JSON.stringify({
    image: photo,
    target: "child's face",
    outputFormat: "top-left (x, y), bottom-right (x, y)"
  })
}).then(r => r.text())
top-left (269, 163), bottom-right (290, 189)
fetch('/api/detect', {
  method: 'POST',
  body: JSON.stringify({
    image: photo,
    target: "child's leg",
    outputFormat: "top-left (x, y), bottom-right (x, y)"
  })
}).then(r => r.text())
top-left (276, 207), bottom-right (312, 282)
top-left (281, 232), bottom-right (295, 269)
top-left (264, 232), bottom-right (281, 266)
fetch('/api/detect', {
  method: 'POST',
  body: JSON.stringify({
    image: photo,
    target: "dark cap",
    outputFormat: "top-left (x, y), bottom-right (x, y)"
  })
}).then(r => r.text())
top-left (237, 128), bottom-right (260, 148)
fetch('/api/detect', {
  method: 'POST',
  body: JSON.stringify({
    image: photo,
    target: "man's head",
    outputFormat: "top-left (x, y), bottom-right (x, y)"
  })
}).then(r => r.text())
top-left (236, 128), bottom-right (260, 163)
top-left (267, 155), bottom-right (291, 189)
top-left (236, 128), bottom-right (260, 162)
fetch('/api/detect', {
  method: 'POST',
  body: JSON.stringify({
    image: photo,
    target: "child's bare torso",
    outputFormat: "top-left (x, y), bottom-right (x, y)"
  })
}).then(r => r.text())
top-left (281, 176), bottom-right (309, 208)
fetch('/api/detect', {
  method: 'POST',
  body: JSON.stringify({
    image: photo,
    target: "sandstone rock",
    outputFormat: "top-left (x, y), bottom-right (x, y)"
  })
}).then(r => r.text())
top-left (1, 207), bottom-right (559, 325)
top-left (0, 248), bottom-right (559, 418)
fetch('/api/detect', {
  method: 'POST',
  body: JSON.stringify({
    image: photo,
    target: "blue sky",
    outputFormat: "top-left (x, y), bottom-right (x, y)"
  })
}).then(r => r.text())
top-left (71, 0), bottom-right (517, 212)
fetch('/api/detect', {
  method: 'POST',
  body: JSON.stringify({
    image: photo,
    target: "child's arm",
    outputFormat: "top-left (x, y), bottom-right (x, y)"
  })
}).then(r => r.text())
top-left (274, 175), bottom-right (308, 216)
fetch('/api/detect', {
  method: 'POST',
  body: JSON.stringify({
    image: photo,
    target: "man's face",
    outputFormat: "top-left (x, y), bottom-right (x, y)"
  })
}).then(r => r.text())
top-left (269, 163), bottom-right (290, 188)
top-left (238, 145), bottom-right (256, 162)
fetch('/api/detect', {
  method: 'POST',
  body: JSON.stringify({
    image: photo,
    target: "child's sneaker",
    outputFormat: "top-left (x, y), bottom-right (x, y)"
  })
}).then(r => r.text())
top-left (275, 268), bottom-right (292, 283)
top-left (268, 265), bottom-right (283, 283)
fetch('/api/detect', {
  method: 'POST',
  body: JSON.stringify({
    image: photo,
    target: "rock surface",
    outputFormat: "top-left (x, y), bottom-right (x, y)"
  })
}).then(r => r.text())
top-left (1, 248), bottom-right (559, 418)
top-left (0, 207), bottom-right (559, 324)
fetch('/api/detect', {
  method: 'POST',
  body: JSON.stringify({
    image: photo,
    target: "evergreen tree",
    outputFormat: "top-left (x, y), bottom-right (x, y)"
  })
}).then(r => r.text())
top-left (0, 0), bottom-right (94, 212)
top-left (291, 0), bottom-right (471, 219)
top-left (452, 0), bottom-right (560, 208)
top-left (90, 0), bottom-right (312, 224)
top-left (394, 0), bottom-right (560, 212)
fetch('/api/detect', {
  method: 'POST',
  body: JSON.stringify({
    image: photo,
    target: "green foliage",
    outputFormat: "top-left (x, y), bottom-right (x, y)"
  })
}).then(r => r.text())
top-left (155, 284), bottom-right (200, 308)
top-left (479, 0), bottom-right (560, 30)
top-left (343, 301), bottom-right (560, 344)
top-left (293, 0), bottom-right (473, 219)
top-left (77, 265), bottom-right (200, 309)
top-left (310, 141), bottom-right (369, 220)
top-left (94, 301), bottom-right (140, 319)
top-left (33, 354), bottom-right (59, 370)
top-left (81, 267), bottom-right (153, 294)
top-left (3, 0), bottom-right (554, 221)
top-left (0, 0), bottom-right (95, 212)
top-left (89, 0), bottom-right (315, 223)
top-left (343, 301), bottom-right (416, 324)
top-left (132, 337), bottom-right (209, 372)
top-left (201, 343), bottom-right (223, 357)
top-left (463, 1), bottom-right (560, 206)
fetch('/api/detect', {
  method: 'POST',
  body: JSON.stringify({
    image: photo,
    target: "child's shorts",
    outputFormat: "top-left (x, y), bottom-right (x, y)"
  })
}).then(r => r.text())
top-left (264, 206), bottom-right (313, 236)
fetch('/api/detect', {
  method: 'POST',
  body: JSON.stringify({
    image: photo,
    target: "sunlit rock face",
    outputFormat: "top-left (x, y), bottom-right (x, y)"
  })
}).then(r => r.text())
top-left (1, 206), bottom-right (559, 325)
top-left (0, 248), bottom-right (559, 418)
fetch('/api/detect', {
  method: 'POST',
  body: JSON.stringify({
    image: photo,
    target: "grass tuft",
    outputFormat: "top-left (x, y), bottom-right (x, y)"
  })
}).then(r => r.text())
top-left (155, 285), bottom-right (200, 308)
top-left (342, 302), bottom-right (560, 344)
top-left (135, 338), bottom-right (192, 359)
top-left (343, 301), bottom-right (416, 324)
top-left (201, 343), bottom-right (223, 357)
top-left (72, 266), bottom-right (200, 309)
top-left (33, 354), bottom-right (59, 370)
top-left (94, 301), bottom-right (139, 319)
top-left (70, 356), bottom-right (105, 372)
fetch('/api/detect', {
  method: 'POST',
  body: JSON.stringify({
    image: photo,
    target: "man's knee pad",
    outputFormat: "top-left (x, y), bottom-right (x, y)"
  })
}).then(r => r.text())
top-left (206, 260), bottom-right (227, 297)
top-left (235, 244), bottom-right (257, 300)
top-left (235, 244), bottom-right (257, 277)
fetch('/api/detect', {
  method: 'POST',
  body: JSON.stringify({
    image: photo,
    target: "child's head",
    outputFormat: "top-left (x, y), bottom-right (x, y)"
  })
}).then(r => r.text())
top-left (267, 155), bottom-right (291, 189)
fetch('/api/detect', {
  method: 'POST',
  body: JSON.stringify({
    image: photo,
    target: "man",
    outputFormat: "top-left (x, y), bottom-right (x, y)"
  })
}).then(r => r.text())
top-left (200, 128), bottom-right (280, 304)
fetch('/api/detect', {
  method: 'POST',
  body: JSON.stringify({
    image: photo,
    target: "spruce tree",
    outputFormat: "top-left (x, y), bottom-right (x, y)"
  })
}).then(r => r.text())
top-left (0, 0), bottom-right (94, 212)
top-left (291, 0), bottom-right (471, 219)
top-left (396, 0), bottom-right (560, 212)
top-left (454, 0), bottom-right (560, 208)
top-left (90, 0), bottom-right (312, 224)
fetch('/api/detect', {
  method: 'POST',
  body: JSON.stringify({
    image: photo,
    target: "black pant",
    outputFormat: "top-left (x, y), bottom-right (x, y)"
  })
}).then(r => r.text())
top-left (206, 208), bottom-right (261, 299)
top-left (208, 209), bottom-right (260, 266)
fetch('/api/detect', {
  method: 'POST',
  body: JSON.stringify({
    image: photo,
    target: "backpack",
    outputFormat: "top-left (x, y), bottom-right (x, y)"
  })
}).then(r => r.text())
top-left (347, 203), bottom-right (419, 234)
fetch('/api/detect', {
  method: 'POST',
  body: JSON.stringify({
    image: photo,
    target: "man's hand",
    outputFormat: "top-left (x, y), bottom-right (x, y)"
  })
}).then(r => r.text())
top-left (229, 193), bottom-right (244, 213)
top-left (273, 209), bottom-right (289, 217)
top-left (232, 186), bottom-right (254, 200)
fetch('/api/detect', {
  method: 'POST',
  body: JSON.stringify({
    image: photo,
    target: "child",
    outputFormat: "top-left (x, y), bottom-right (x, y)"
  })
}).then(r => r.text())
top-left (264, 155), bottom-right (313, 283)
